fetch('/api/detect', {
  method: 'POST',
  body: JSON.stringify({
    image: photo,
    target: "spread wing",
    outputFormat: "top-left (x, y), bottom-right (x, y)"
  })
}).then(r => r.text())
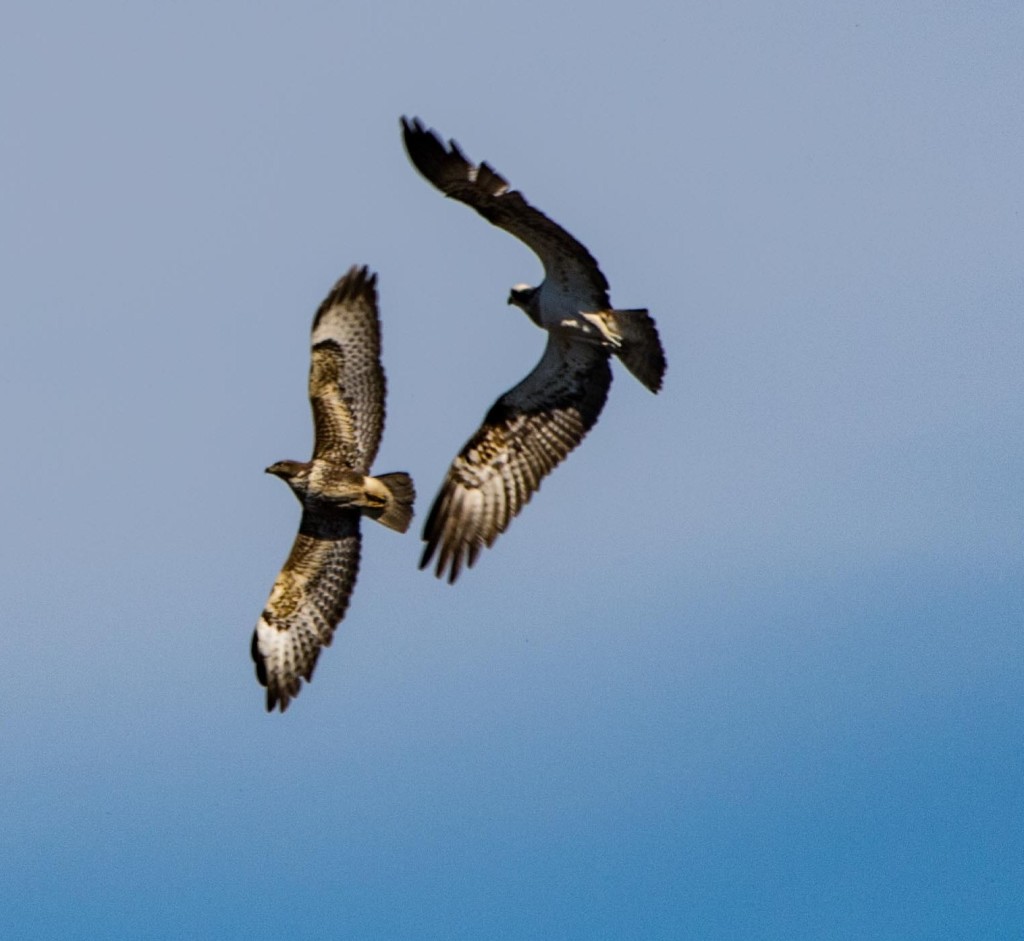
top-left (421, 337), bottom-right (612, 583)
top-left (309, 265), bottom-right (385, 473)
top-left (251, 509), bottom-right (361, 712)
top-left (401, 117), bottom-right (611, 309)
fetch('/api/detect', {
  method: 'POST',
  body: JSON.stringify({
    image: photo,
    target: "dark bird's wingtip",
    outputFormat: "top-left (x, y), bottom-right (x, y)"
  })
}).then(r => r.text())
top-left (418, 539), bottom-right (463, 584)
top-left (400, 115), bottom-right (428, 148)
top-left (400, 116), bottom-right (469, 186)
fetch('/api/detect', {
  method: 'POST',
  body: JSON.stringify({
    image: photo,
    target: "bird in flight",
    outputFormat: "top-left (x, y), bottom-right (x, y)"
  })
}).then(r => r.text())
top-left (251, 265), bottom-right (415, 711)
top-left (401, 117), bottom-right (666, 583)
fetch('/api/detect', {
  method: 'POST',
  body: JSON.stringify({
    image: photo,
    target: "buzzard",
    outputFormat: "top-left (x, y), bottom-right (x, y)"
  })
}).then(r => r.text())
top-left (251, 265), bottom-right (415, 712)
top-left (401, 117), bottom-right (666, 583)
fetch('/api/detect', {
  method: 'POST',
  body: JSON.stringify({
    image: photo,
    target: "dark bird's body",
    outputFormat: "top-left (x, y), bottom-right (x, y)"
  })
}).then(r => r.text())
top-left (251, 266), bottom-right (414, 712)
top-left (401, 117), bottom-right (666, 583)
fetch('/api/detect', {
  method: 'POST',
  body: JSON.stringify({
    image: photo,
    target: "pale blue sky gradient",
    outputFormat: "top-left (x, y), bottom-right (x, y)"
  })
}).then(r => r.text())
top-left (1, 3), bottom-right (1021, 938)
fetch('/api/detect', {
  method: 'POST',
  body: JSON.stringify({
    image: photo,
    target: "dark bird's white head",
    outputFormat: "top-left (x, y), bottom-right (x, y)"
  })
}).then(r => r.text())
top-left (507, 283), bottom-right (536, 309)
top-left (508, 283), bottom-right (542, 323)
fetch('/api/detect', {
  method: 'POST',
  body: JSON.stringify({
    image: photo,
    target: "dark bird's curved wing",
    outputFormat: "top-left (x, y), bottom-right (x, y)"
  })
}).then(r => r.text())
top-left (251, 509), bottom-right (361, 712)
top-left (421, 338), bottom-right (612, 583)
top-left (309, 265), bottom-right (385, 473)
top-left (401, 117), bottom-right (611, 309)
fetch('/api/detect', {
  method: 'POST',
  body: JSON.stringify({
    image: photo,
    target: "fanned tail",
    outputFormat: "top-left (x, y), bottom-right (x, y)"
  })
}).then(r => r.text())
top-left (611, 309), bottom-right (666, 393)
top-left (371, 472), bottom-right (416, 533)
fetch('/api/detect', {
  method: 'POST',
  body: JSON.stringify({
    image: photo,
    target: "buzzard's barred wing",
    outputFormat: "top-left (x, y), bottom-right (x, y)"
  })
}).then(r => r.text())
top-left (421, 338), bottom-right (612, 583)
top-left (309, 265), bottom-right (386, 473)
top-left (401, 117), bottom-right (611, 309)
top-left (251, 510), bottom-right (361, 712)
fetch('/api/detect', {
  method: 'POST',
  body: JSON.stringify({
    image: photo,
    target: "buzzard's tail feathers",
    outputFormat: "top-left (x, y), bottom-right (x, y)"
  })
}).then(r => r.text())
top-left (371, 472), bottom-right (416, 533)
top-left (611, 309), bottom-right (666, 393)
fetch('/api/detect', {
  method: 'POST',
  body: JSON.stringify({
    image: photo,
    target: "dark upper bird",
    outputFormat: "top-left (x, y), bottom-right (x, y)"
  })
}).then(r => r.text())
top-left (401, 117), bottom-right (666, 583)
top-left (251, 265), bottom-right (415, 711)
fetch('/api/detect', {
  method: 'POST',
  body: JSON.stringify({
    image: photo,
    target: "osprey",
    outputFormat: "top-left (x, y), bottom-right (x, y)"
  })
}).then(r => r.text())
top-left (251, 265), bottom-right (415, 712)
top-left (401, 117), bottom-right (666, 583)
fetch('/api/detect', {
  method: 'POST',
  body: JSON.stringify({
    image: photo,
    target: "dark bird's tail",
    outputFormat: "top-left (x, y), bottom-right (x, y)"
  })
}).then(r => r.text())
top-left (369, 472), bottom-right (416, 533)
top-left (610, 309), bottom-right (666, 393)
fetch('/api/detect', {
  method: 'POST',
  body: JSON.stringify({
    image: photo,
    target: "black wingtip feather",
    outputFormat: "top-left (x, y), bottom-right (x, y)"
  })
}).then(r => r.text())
top-left (400, 116), bottom-right (510, 201)
top-left (400, 116), bottom-right (448, 182)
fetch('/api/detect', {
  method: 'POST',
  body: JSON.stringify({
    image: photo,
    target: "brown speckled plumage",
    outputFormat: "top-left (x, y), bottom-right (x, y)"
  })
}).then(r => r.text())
top-left (251, 266), bottom-right (414, 712)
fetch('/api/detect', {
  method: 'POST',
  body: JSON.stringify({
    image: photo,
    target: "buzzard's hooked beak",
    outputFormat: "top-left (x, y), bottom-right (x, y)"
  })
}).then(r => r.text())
top-left (266, 459), bottom-right (307, 483)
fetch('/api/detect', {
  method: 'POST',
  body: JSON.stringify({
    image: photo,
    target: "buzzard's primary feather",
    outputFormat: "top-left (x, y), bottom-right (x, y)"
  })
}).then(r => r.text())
top-left (252, 513), bottom-right (360, 709)
top-left (309, 269), bottom-right (385, 471)
top-left (402, 118), bottom-right (666, 583)
top-left (251, 265), bottom-right (414, 712)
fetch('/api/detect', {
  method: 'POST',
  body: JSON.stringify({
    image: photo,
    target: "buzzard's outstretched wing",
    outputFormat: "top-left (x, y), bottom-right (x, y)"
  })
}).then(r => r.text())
top-left (401, 117), bottom-right (611, 309)
top-left (309, 265), bottom-right (385, 473)
top-left (421, 338), bottom-right (612, 583)
top-left (251, 509), bottom-right (361, 712)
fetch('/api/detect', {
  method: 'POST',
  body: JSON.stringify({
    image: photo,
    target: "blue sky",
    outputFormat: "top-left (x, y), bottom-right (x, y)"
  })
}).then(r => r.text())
top-left (1, 3), bottom-right (1021, 938)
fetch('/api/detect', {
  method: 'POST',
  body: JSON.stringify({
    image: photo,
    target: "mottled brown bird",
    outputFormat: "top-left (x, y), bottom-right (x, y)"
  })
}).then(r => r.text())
top-left (251, 266), bottom-right (414, 711)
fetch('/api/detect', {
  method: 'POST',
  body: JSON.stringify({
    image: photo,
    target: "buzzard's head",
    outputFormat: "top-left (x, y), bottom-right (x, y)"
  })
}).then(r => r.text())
top-left (266, 460), bottom-right (311, 498)
top-left (507, 284), bottom-right (539, 313)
